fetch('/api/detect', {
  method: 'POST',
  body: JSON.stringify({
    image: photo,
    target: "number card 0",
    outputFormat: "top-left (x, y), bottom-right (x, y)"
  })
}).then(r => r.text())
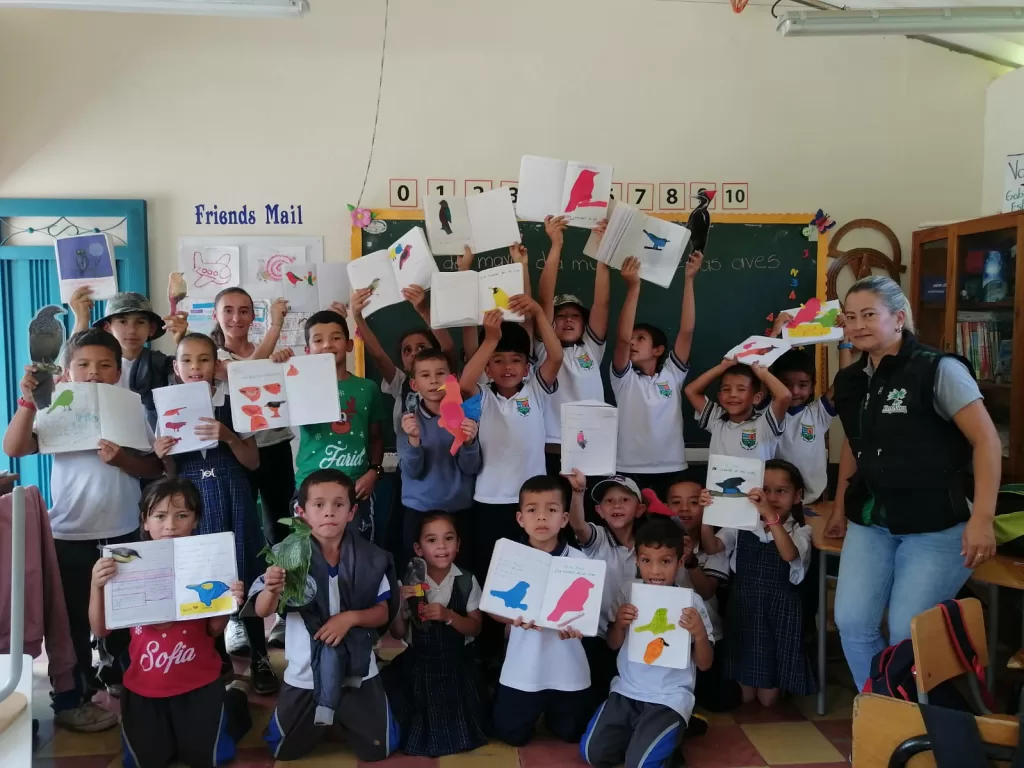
top-left (626, 183), bottom-right (655, 211)
top-left (390, 179), bottom-right (418, 208)
top-left (658, 183), bottom-right (687, 211)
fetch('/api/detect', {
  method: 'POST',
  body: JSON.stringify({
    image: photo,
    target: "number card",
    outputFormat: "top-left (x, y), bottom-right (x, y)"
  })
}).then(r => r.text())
top-left (627, 183), bottom-right (655, 211)
top-left (427, 178), bottom-right (456, 199)
top-left (500, 180), bottom-right (519, 206)
top-left (390, 179), bottom-right (418, 208)
top-left (722, 182), bottom-right (749, 210)
top-left (610, 182), bottom-right (622, 202)
top-left (689, 182), bottom-right (718, 210)
top-left (465, 179), bottom-right (493, 196)
top-left (658, 183), bottom-right (687, 211)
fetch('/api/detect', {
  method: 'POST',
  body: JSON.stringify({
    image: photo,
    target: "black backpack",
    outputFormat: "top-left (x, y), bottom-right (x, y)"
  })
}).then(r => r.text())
top-left (864, 598), bottom-right (993, 711)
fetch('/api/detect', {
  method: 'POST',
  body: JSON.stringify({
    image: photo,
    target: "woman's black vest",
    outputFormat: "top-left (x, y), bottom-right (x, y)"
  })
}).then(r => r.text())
top-left (832, 332), bottom-right (974, 535)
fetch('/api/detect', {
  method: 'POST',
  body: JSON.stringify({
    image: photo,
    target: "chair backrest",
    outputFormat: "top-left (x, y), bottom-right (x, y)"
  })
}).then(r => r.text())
top-left (853, 693), bottom-right (1018, 767)
top-left (910, 597), bottom-right (988, 696)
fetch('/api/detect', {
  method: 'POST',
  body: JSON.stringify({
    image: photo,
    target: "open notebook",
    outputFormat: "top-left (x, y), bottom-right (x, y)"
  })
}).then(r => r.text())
top-left (515, 155), bottom-right (613, 228)
top-left (429, 264), bottom-right (525, 328)
top-left (346, 226), bottom-right (437, 318)
top-left (480, 539), bottom-right (606, 637)
top-left (34, 383), bottom-right (151, 455)
top-left (591, 203), bottom-right (691, 288)
top-left (103, 533), bottom-right (238, 629)
top-left (152, 382), bottom-right (217, 455)
top-left (226, 353), bottom-right (341, 433)
top-left (424, 188), bottom-right (521, 256)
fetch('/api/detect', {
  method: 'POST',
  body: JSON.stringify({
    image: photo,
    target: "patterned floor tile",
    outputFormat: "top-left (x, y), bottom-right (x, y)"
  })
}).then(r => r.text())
top-left (270, 741), bottom-right (358, 766)
top-left (439, 742), bottom-right (519, 767)
top-left (684, 724), bottom-right (766, 768)
top-left (794, 687), bottom-right (856, 721)
top-left (695, 708), bottom-right (737, 725)
top-left (239, 702), bottom-right (274, 749)
top-left (730, 699), bottom-right (808, 724)
top-left (231, 746), bottom-right (277, 767)
top-left (357, 754), bottom-right (437, 767)
top-left (812, 719), bottom-right (852, 756)
top-left (741, 721), bottom-right (844, 765)
top-left (518, 738), bottom-right (587, 766)
top-left (36, 720), bottom-right (121, 758)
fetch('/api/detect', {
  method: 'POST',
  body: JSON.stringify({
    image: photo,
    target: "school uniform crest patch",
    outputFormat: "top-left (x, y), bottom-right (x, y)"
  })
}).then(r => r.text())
top-left (656, 381), bottom-right (672, 399)
top-left (882, 387), bottom-right (908, 415)
top-left (514, 397), bottom-right (531, 416)
top-left (741, 430), bottom-right (757, 449)
top-left (800, 424), bottom-right (815, 442)
top-left (576, 351), bottom-right (594, 370)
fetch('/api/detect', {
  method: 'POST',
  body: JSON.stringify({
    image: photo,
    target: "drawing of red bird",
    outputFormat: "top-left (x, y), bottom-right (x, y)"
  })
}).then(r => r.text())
top-left (250, 414), bottom-right (269, 431)
top-left (398, 245), bottom-right (412, 270)
top-left (437, 375), bottom-right (466, 456)
top-left (564, 169), bottom-right (608, 213)
top-left (786, 297), bottom-right (821, 329)
top-left (164, 421), bottom-right (186, 433)
top-left (285, 270), bottom-right (315, 286)
top-left (238, 386), bottom-right (261, 402)
top-left (264, 383), bottom-right (282, 395)
top-left (162, 407), bottom-right (186, 417)
top-left (577, 431), bottom-right (587, 450)
top-left (241, 404), bottom-right (264, 417)
top-left (547, 577), bottom-right (595, 624)
top-left (286, 364), bottom-right (299, 377)
top-left (735, 344), bottom-right (775, 359)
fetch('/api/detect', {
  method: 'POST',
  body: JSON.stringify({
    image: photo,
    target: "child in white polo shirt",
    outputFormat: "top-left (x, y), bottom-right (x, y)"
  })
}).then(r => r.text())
top-left (565, 472), bottom-right (648, 703)
top-left (684, 357), bottom-right (790, 461)
top-left (536, 215), bottom-right (611, 477)
top-left (610, 252), bottom-right (702, 500)
top-left (580, 517), bottom-right (714, 768)
top-left (488, 475), bottom-right (592, 747)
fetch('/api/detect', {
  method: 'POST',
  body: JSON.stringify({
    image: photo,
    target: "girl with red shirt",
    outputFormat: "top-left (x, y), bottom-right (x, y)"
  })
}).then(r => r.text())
top-left (89, 478), bottom-right (251, 768)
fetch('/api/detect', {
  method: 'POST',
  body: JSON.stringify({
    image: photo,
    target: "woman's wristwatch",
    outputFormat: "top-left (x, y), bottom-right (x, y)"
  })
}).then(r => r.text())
top-left (371, 464), bottom-right (383, 476)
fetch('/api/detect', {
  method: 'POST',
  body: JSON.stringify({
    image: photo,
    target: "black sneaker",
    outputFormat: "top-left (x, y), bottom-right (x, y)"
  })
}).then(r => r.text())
top-left (250, 653), bottom-right (280, 696)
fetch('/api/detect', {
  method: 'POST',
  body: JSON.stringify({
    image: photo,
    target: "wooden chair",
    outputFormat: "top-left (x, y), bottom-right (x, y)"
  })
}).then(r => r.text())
top-left (853, 693), bottom-right (1019, 767)
top-left (910, 597), bottom-right (992, 712)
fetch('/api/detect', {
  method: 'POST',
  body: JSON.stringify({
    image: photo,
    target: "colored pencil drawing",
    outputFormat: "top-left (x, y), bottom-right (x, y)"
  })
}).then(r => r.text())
top-left (642, 230), bottom-right (669, 251)
top-left (635, 607), bottom-right (677, 636)
top-left (644, 637), bottom-right (669, 664)
top-left (710, 476), bottom-right (749, 498)
top-left (545, 576), bottom-right (596, 627)
top-left (256, 252), bottom-right (296, 282)
top-left (186, 580), bottom-right (231, 607)
top-left (577, 430), bottom-right (587, 450)
top-left (491, 286), bottom-right (511, 310)
top-left (490, 581), bottom-right (530, 610)
top-left (192, 250), bottom-right (234, 288)
top-left (724, 335), bottom-right (791, 367)
top-left (781, 298), bottom-right (844, 344)
top-left (438, 200), bottom-right (453, 234)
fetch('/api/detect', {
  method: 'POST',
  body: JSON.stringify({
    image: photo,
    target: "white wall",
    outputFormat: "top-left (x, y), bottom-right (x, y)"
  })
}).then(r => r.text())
top-left (0, 0), bottom-right (1003, 317)
top-left (982, 66), bottom-right (1024, 215)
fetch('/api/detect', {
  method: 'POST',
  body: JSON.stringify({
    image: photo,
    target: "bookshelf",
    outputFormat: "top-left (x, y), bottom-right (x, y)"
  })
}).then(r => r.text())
top-left (911, 211), bottom-right (1024, 480)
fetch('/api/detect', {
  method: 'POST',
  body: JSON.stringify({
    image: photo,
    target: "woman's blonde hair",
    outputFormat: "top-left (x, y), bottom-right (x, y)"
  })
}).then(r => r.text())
top-left (845, 276), bottom-right (915, 334)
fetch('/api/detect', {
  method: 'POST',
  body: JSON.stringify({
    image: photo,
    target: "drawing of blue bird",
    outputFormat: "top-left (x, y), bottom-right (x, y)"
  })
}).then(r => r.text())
top-left (715, 477), bottom-right (746, 495)
top-left (642, 230), bottom-right (668, 251)
top-left (490, 581), bottom-right (530, 611)
top-left (186, 580), bottom-right (231, 607)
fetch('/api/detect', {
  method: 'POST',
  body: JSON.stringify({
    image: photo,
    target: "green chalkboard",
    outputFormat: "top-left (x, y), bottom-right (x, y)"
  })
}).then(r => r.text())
top-left (354, 211), bottom-right (824, 450)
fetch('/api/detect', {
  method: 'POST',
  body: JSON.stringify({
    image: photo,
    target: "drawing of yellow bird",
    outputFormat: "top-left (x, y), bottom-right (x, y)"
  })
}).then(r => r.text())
top-left (491, 287), bottom-right (510, 310)
top-left (106, 547), bottom-right (142, 564)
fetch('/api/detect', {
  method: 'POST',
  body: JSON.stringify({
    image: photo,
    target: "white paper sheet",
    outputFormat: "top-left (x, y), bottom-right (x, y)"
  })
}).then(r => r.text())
top-left (515, 155), bottom-right (569, 222)
top-left (424, 195), bottom-right (473, 256)
top-left (152, 382), bottom-right (217, 455)
top-left (704, 453), bottom-right (764, 531)
top-left (387, 226), bottom-right (437, 291)
top-left (559, 161), bottom-right (613, 229)
top-left (279, 265), bottom-right (321, 312)
top-left (780, 299), bottom-right (844, 345)
top-left (313, 262), bottom-right (352, 309)
top-left (537, 556), bottom-right (606, 636)
top-left (179, 245), bottom-right (240, 299)
top-left (477, 264), bottom-right (525, 323)
top-left (173, 532), bottom-right (239, 621)
top-left (284, 353), bottom-right (342, 427)
top-left (55, 233), bottom-right (118, 304)
top-left (35, 384), bottom-right (150, 454)
top-left (628, 583), bottom-right (694, 670)
top-left (430, 271), bottom-right (480, 329)
top-left (466, 187), bottom-right (522, 253)
top-left (560, 401), bottom-right (618, 476)
top-left (724, 335), bottom-right (792, 368)
top-left (227, 353), bottom-right (340, 432)
top-left (346, 250), bottom-right (403, 318)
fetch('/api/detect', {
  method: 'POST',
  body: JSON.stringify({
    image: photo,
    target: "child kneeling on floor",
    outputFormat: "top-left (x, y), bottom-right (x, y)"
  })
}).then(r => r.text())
top-left (580, 517), bottom-right (714, 768)
top-left (88, 478), bottom-right (251, 768)
top-left (248, 468), bottom-right (400, 762)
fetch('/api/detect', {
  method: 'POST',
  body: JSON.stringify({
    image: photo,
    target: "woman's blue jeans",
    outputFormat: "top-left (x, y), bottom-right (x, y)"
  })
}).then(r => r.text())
top-left (834, 520), bottom-right (972, 690)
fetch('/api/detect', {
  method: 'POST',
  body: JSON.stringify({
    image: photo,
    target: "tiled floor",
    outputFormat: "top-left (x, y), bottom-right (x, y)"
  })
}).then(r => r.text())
top-left (31, 629), bottom-right (856, 767)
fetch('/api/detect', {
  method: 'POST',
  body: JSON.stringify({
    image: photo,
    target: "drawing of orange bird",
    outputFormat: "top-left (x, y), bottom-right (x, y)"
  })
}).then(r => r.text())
top-left (286, 364), bottom-right (299, 377)
top-left (644, 637), bottom-right (669, 664)
top-left (241, 405), bottom-right (264, 418)
top-left (163, 407), bottom-right (186, 417)
top-left (263, 383), bottom-right (282, 395)
top-left (250, 414), bottom-right (269, 431)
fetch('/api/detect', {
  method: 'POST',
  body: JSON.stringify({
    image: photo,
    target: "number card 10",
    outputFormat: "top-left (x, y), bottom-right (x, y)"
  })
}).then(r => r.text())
top-left (721, 183), bottom-right (749, 210)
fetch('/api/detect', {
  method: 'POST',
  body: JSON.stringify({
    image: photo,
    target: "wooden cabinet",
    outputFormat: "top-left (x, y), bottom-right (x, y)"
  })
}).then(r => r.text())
top-left (911, 211), bottom-right (1024, 480)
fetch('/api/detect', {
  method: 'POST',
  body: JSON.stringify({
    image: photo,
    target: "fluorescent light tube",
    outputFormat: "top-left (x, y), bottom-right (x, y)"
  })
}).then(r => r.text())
top-left (0, 0), bottom-right (309, 17)
top-left (777, 7), bottom-right (1024, 37)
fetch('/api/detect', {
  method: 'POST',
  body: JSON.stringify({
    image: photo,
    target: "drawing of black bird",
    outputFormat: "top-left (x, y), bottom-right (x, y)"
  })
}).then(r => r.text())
top-left (438, 200), bottom-right (453, 235)
top-left (685, 188), bottom-right (716, 254)
top-left (715, 477), bottom-right (746, 495)
top-left (28, 305), bottom-right (67, 409)
top-left (74, 248), bottom-right (89, 276)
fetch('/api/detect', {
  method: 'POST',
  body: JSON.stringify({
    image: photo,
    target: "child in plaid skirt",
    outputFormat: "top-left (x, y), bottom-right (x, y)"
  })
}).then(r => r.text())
top-left (154, 332), bottom-right (280, 695)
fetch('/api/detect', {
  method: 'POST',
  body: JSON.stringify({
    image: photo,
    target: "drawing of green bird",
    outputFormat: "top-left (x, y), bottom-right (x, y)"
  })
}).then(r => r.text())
top-left (107, 547), bottom-right (142, 564)
top-left (635, 607), bottom-right (677, 635)
top-left (46, 389), bottom-right (74, 414)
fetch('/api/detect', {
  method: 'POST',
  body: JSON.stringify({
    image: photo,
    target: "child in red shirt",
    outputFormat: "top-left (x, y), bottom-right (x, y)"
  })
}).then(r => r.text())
top-left (88, 478), bottom-right (251, 768)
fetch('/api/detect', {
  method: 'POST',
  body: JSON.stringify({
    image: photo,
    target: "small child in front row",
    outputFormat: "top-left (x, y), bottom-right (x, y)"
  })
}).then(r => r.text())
top-left (249, 469), bottom-right (399, 762)
top-left (580, 517), bottom-right (714, 768)
top-left (88, 477), bottom-right (251, 768)
top-left (684, 356), bottom-right (790, 461)
top-left (154, 332), bottom-right (278, 696)
top-left (385, 513), bottom-right (487, 757)
top-left (488, 476), bottom-right (592, 747)
top-left (700, 459), bottom-right (815, 706)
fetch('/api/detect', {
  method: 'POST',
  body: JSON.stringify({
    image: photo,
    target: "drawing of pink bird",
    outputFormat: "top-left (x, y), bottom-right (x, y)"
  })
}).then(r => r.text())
top-left (437, 374), bottom-right (466, 456)
top-left (577, 431), bottom-right (587, 450)
top-left (786, 297), bottom-right (821, 328)
top-left (564, 169), bottom-right (608, 213)
top-left (547, 577), bottom-right (595, 624)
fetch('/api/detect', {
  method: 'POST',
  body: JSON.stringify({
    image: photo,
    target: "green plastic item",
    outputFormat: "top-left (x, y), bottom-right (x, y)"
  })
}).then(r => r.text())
top-left (259, 517), bottom-right (313, 613)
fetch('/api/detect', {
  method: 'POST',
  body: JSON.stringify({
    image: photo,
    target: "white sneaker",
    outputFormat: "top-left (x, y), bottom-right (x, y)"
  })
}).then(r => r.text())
top-left (268, 615), bottom-right (286, 649)
top-left (225, 618), bottom-right (251, 657)
top-left (54, 701), bottom-right (118, 733)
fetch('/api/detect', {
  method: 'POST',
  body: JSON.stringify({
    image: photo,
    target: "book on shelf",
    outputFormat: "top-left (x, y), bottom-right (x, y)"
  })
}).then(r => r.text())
top-left (955, 311), bottom-right (1008, 382)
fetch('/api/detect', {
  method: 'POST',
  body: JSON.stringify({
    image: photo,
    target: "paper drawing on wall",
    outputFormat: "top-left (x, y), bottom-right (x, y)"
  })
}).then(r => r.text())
top-left (438, 200), bottom-right (453, 234)
top-left (564, 169), bottom-right (609, 214)
top-left (490, 581), bottom-right (530, 610)
top-left (108, 547), bottom-right (141, 564)
top-left (635, 607), bottom-right (677, 636)
top-left (491, 286), bottom-right (511, 310)
top-left (644, 637), bottom-right (670, 664)
top-left (186, 580), bottom-right (231, 608)
top-left (257, 252), bottom-right (296, 283)
top-left (642, 230), bottom-right (668, 251)
top-left (546, 577), bottom-right (595, 627)
top-left (285, 270), bottom-right (315, 286)
top-left (47, 389), bottom-right (74, 413)
top-left (192, 250), bottom-right (233, 288)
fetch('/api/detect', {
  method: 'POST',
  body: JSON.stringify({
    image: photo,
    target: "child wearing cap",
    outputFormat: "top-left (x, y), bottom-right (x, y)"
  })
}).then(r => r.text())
top-left (565, 471), bottom-right (647, 703)
top-left (68, 288), bottom-right (188, 429)
top-left (537, 216), bottom-right (611, 478)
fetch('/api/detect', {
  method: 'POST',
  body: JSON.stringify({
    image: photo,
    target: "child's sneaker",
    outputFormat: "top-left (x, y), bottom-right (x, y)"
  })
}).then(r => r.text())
top-left (225, 618), bottom-right (250, 656)
top-left (54, 701), bottom-right (117, 733)
top-left (250, 653), bottom-right (280, 696)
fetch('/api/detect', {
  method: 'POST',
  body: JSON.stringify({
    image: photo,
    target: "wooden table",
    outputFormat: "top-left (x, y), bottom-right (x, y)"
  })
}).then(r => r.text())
top-left (970, 554), bottom-right (1024, 690)
top-left (808, 504), bottom-right (844, 716)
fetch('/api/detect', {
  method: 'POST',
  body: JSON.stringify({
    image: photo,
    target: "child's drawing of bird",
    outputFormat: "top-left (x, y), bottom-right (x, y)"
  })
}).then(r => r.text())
top-left (238, 386), bottom-right (261, 402)
top-left (644, 637), bottom-right (669, 664)
top-left (714, 477), bottom-right (746, 495)
top-left (368, 278), bottom-right (380, 295)
top-left (390, 244), bottom-right (413, 270)
top-left (786, 297), bottom-right (821, 329)
top-left (490, 581), bottom-right (529, 611)
top-left (635, 608), bottom-right (676, 635)
top-left (164, 421), bottom-right (187, 433)
top-left (163, 407), bottom-right (187, 417)
top-left (564, 169), bottom-right (607, 212)
top-left (546, 577), bottom-right (594, 623)
top-left (107, 547), bottom-right (141, 564)
top-left (74, 248), bottom-right (90, 276)
top-left (46, 388), bottom-right (74, 414)
top-left (285, 270), bottom-right (315, 286)
top-left (577, 431), bottom-right (587, 450)
top-left (438, 200), bottom-right (453, 234)
top-left (186, 580), bottom-right (231, 607)
top-left (642, 230), bottom-right (668, 251)
top-left (437, 375), bottom-right (467, 456)
top-left (491, 286), bottom-right (511, 310)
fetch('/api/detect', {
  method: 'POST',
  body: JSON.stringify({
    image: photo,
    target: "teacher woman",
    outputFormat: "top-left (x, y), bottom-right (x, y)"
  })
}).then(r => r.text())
top-left (826, 276), bottom-right (1000, 689)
